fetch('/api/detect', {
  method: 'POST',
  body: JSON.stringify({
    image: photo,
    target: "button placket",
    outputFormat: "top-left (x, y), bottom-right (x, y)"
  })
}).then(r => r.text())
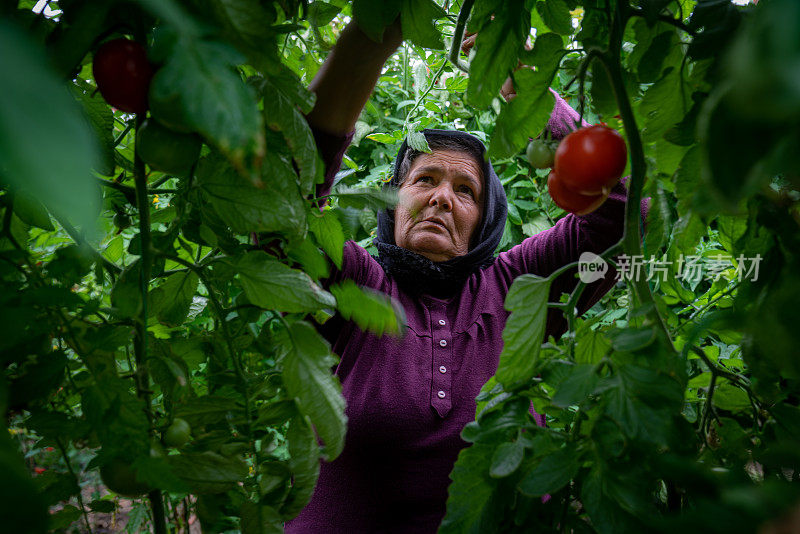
top-left (430, 306), bottom-right (453, 417)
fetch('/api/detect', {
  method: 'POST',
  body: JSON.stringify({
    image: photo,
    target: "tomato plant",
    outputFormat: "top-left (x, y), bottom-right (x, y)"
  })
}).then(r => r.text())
top-left (547, 170), bottom-right (607, 215)
top-left (92, 39), bottom-right (153, 114)
top-left (554, 124), bottom-right (627, 195)
top-left (3, 0), bottom-right (800, 533)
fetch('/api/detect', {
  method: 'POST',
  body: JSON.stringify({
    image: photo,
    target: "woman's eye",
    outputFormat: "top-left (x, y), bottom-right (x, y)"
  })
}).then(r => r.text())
top-left (417, 176), bottom-right (432, 183)
top-left (458, 185), bottom-right (474, 197)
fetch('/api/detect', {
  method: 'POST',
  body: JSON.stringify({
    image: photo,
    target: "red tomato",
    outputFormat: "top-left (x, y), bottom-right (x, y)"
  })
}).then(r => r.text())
top-left (547, 171), bottom-right (608, 215)
top-left (554, 125), bottom-right (627, 195)
top-left (93, 39), bottom-right (153, 114)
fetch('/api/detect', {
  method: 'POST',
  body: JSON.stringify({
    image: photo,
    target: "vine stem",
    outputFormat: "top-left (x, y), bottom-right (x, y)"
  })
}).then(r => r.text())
top-left (54, 436), bottom-right (91, 532)
top-left (405, 60), bottom-right (449, 126)
top-left (132, 115), bottom-right (167, 534)
top-left (597, 0), bottom-right (674, 351)
top-left (448, 0), bottom-right (473, 73)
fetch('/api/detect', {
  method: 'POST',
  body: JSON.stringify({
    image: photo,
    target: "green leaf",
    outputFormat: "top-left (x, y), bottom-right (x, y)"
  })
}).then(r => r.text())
top-left (637, 31), bottom-right (675, 83)
top-left (575, 328), bottom-right (611, 365)
top-left (467, 0), bottom-right (531, 109)
top-left (286, 238), bottom-right (330, 281)
top-left (9, 351), bottom-right (67, 408)
top-left (401, 0), bottom-right (446, 49)
top-left (581, 467), bottom-right (643, 534)
top-left (330, 280), bottom-right (405, 336)
top-left (175, 396), bottom-right (245, 427)
top-left (259, 77), bottom-right (323, 194)
top-left (698, 85), bottom-right (776, 208)
top-left (12, 192), bottom-right (53, 231)
top-left (712, 383), bottom-right (750, 413)
top-left (168, 451), bottom-right (249, 493)
top-left (332, 186), bottom-right (398, 211)
top-left (488, 33), bottom-right (562, 158)
top-left (72, 84), bottom-right (115, 176)
top-left (197, 152), bottom-right (307, 237)
top-left (551, 364), bottom-right (599, 408)
top-left (518, 447), bottom-right (578, 496)
top-left (149, 271), bottom-right (199, 327)
top-left (0, 22), bottom-right (100, 232)
top-left (609, 327), bottom-right (657, 353)
top-left (0, 432), bottom-right (48, 534)
top-left (240, 502), bottom-right (283, 534)
top-left (308, 210), bottom-right (345, 269)
top-left (283, 415), bottom-right (321, 516)
top-left (281, 321), bottom-right (346, 459)
top-left (439, 442), bottom-right (500, 534)
top-left (148, 32), bottom-right (265, 174)
top-left (639, 67), bottom-right (687, 143)
top-left (352, 0), bottom-right (402, 43)
top-left (535, 0), bottom-right (573, 35)
top-left (489, 440), bottom-right (525, 478)
top-left (495, 274), bottom-right (551, 387)
top-left (590, 58), bottom-right (617, 119)
top-left (110, 263), bottom-right (142, 319)
top-left (230, 251), bottom-right (336, 313)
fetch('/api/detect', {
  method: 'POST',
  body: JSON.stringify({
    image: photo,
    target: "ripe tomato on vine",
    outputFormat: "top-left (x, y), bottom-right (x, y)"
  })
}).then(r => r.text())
top-left (553, 125), bottom-right (627, 196)
top-left (92, 38), bottom-right (153, 114)
top-left (547, 171), bottom-right (608, 215)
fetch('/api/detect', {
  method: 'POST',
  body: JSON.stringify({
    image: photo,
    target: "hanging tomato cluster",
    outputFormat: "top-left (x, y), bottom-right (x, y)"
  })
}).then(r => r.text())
top-left (547, 125), bottom-right (627, 215)
top-left (92, 38), bottom-right (202, 176)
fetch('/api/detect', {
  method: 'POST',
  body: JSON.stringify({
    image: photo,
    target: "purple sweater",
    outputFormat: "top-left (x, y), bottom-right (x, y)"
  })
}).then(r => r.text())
top-left (285, 100), bottom-right (646, 533)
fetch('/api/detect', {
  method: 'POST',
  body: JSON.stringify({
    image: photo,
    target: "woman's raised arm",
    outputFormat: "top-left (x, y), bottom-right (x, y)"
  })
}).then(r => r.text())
top-left (305, 19), bottom-right (402, 136)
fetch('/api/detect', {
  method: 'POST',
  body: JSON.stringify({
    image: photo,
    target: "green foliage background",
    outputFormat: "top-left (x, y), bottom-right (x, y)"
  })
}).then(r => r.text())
top-left (2, 0), bottom-right (800, 532)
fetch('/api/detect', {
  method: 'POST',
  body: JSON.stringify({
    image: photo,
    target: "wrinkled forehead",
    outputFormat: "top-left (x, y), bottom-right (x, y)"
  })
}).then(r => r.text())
top-left (406, 149), bottom-right (484, 185)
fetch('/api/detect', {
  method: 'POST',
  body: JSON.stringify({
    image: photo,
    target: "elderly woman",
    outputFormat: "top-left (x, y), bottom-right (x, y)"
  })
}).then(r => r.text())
top-left (285, 20), bottom-right (644, 534)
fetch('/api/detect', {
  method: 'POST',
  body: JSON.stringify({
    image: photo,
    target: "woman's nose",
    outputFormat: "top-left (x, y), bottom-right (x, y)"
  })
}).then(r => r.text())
top-left (429, 185), bottom-right (453, 211)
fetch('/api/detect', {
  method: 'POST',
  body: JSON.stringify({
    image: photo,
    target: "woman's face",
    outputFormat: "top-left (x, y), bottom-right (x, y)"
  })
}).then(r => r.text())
top-left (394, 150), bottom-right (484, 262)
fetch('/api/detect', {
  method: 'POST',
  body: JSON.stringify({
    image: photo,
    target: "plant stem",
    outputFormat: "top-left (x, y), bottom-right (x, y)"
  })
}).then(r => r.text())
top-left (55, 437), bottom-right (92, 532)
top-left (133, 116), bottom-right (167, 534)
top-left (405, 60), bottom-right (449, 126)
top-left (51, 212), bottom-right (122, 276)
top-left (448, 0), bottom-right (473, 73)
top-left (600, 0), bottom-right (674, 350)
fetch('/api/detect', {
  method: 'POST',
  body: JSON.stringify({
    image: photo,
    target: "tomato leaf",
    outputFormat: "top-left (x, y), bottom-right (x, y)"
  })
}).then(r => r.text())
top-left (495, 274), bottom-right (551, 387)
top-left (0, 22), bottom-right (100, 232)
top-left (401, 0), bottom-right (446, 49)
top-left (330, 280), bottom-right (406, 336)
top-left (230, 251), bottom-right (336, 313)
top-left (518, 447), bottom-right (578, 496)
top-left (280, 321), bottom-right (346, 459)
top-left (466, 0), bottom-right (531, 109)
top-left (197, 152), bottom-right (307, 237)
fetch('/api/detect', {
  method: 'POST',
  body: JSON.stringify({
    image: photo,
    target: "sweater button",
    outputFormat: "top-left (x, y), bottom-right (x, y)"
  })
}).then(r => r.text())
top-left (439, 366), bottom-right (447, 374)
top-left (437, 391), bottom-right (446, 399)
top-left (438, 319), bottom-right (446, 326)
top-left (439, 339), bottom-right (447, 347)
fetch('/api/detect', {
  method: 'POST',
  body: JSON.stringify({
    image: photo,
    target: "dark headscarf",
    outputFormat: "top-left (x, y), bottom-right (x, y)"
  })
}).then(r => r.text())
top-left (374, 129), bottom-right (507, 297)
